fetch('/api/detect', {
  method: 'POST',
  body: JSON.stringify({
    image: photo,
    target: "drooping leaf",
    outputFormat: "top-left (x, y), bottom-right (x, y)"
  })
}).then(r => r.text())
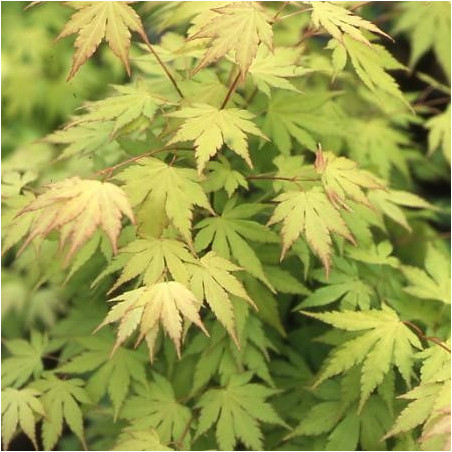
top-left (97, 281), bottom-right (207, 358)
top-left (196, 372), bottom-right (285, 451)
top-left (58, 1), bottom-right (146, 79)
top-left (1, 387), bottom-right (45, 450)
top-left (168, 103), bottom-right (266, 174)
top-left (116, 157), bottom-right (212, 245)
top-left (16, 177), bottom-right (135, 263)
top-left (309, 1), bottom-right (390, 46)
top-left (189, 251), bottom-right (255, 344)
top-left (31, 374), bottom-right (91, 450)
top-left (302, 305), bottom-right (422, 409)
top-left (268, 187), bottom-right (355, 274)
top-left (189, 2), bottom-right (273, 78)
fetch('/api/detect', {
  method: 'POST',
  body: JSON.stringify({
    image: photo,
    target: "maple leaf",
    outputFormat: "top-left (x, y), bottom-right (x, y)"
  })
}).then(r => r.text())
top-left (116, 157), bottom-right (212, 244)
top-left (113, 425), bottom-right (173, 451)
top-left (188, 1), bottom-right (273, 78)
top-left (31, 374), bottom-right (91, 450)
top-left (401, 245), bottom-right (451, 305)
top-left (58, 335), bottom-right (148, 419)
top-left (58, 1), bottom-right (146, 80)
top-left (203, 157), bottom-right (249, 198)
top-left (426, 106), bottom-right (451, 164)
top-left (97, 281), bottom-right (208, 358)
top-left (195, 198), bottom-right (278, 289)
top-left (249, 46), bottom-right (308, 97)
top-left (68, 82), bottom-right (169, 137)
top-left (98, 237), bottom-right (196, 293)
top-left (168, 103), bottom-right (266, 174)
top-left (188, 251), bottom-right (255, 345)
top-left (121, 373), bottom-right (191, 446)
top-left (45, 122), bottom-right (119, 160)
top-left (394, 2), bottom-right (451, 79)
top-left (302, 305), bottom-right (422, 409)
top-left (296, 258), bottom-right (373, 310)
top-left (368, 189), bottom-right (435, 231)
top-left (347, 240), bottom-right (400, 268)
top-left (309, 1), bottom-right (390, 46)
top-left (1, 331), bottom-right (47, 388)
top-left (314, 149), bottom-right (384, 209)
top-left (196, 372), bottom-right (285, 450)
top-left (268, 187), bottom-right (355, 274)
top-left (16, 177), bottom-right (135, 262)
top-left (1, 387), bottom-right (45, 450)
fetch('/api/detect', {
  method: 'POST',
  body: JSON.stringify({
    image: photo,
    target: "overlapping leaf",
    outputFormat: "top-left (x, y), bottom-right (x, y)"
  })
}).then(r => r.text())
top-left (16, 177), bottom-right (135, 262)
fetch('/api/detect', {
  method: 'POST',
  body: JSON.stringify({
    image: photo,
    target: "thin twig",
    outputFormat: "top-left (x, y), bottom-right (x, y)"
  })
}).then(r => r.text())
top-left (247, 174), bottom-right (318, 182)
top-left (271, 1), bottom-right (290, 21)
top-left (140, 33), bottom-right (184, 98)
top-left (403, 320), bottom-right (451, 353)
top-left (221, 72), bottom-right (241, 109)
top-left (276, 7), bottom-right (311, 22)
top-left (349, 1), bottom-right (372, 12)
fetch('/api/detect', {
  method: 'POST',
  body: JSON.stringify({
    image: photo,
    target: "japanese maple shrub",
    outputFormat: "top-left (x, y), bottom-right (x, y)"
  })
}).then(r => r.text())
top-left (1, 1), bottom-right (450, 451)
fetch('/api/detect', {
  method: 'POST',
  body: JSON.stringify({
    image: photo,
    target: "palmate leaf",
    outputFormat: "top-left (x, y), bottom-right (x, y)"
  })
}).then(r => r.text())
top-left (120, 373), bottom-right (191, 446)
top-left (194, 198), bottom-right (278, 288)
top-left (68, 82), bottom-right (169, 137)
top-left (308, 1), bottom-right (390, 46)
top-left (116, 157), bottom-right (212, 245)
top-left (58, 1), bottom-right (146, 80)
top-left (302, 305), bottom-right (422, 409)
top-left (113, 425), bottom-right (172, 451)
top-left (168, 103), bottom-right (266, 174)
top-left (203, 157), bottom-right (249, 197)
top-left (314, 150), bottom-right (384, 209)
top-left (1, 331), bottom-right (47, 388)
top-left (58, 335), bottom-right (147, 419)
top-left (268, 187), bottom-right (355, 274)
top-left (401, 245), bottom-right (451, 305)
top-left (394, 1), bottom-right (451, 79)
top-left (97, 237), bottom-right (196, 293)
top-left (97, 281), bottom-right (207, 358)
top-left (16, 177), bottom-right (135, 263)
top-left (189, 252), bottom-right (256, 345)
top-left (1, 387), bottom-right (45, 450)
top-left (196, 372), bottom-right (285, 451)
top-left (188, 1), bottom-right (273, 78)
top-left (31, 374), bottom-right (91, 451)
top-left (249, 46), bottom-right (307, 97)
top-left (426, 105), bottom-right (451, 164)
top-left (368, 189), bottom-right (435, 231)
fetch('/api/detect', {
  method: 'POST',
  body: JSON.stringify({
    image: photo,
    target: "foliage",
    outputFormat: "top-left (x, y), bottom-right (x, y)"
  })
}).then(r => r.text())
top-left (1, 2), bottom-right (450, 451)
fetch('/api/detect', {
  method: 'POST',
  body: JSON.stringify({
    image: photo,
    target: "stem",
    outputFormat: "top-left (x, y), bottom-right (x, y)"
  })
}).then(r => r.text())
top-left (221, 72), bottom-right (241, 109)
top-left (140, 33), bottom-right (184, 98)
top-left (277, 7), bottom-right (311, 22)
top-left (403, 321), bottom-right (451, 353)
top-left (247, 174), bottom-right (318, 182)
top-left (349, 1), bottom-right (372, 12)
top-left (95, 146), bottom-right (194, 178)
top-left (271, 1), bottom-right (290, 21)
top-left (174, 416), bottom-right (194, 450)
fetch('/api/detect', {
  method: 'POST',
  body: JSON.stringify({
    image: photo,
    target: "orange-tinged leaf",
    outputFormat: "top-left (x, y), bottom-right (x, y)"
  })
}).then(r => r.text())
top-left (17, 178), bottom-right (135, 263)
top-left (58, 1), bottom-right (145, 80)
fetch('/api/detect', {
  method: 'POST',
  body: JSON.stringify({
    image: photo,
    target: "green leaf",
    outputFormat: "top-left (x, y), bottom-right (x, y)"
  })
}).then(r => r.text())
top-left (1, 331), bottom-right (47, 388)
top-left (31, 374), bottom-right (91, 450)
top-left (113, 426), bottom-right (173, 451)
top-left (121, 374), bottom-right (191, 446)
top-left (402, 245), bottom-right (451, 304)
top-left (195, 198), bottom-right (277, 288)
top-left (1, 387), bottom-right (45, 450)
top-left (426, 105), bottom-right (451, 164)
top-left (196, 372), bottom-right (285, 451)
top-left (302, 305), bottom-right (422, 409)
top-left (58, 335), bottom-right (147, 419)
top-left (116, 157), bottom-right (212, 245)
top-left (168, 103), bottom-right (266, 174)
top-left (268, 187), bottom-right (355, 274)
